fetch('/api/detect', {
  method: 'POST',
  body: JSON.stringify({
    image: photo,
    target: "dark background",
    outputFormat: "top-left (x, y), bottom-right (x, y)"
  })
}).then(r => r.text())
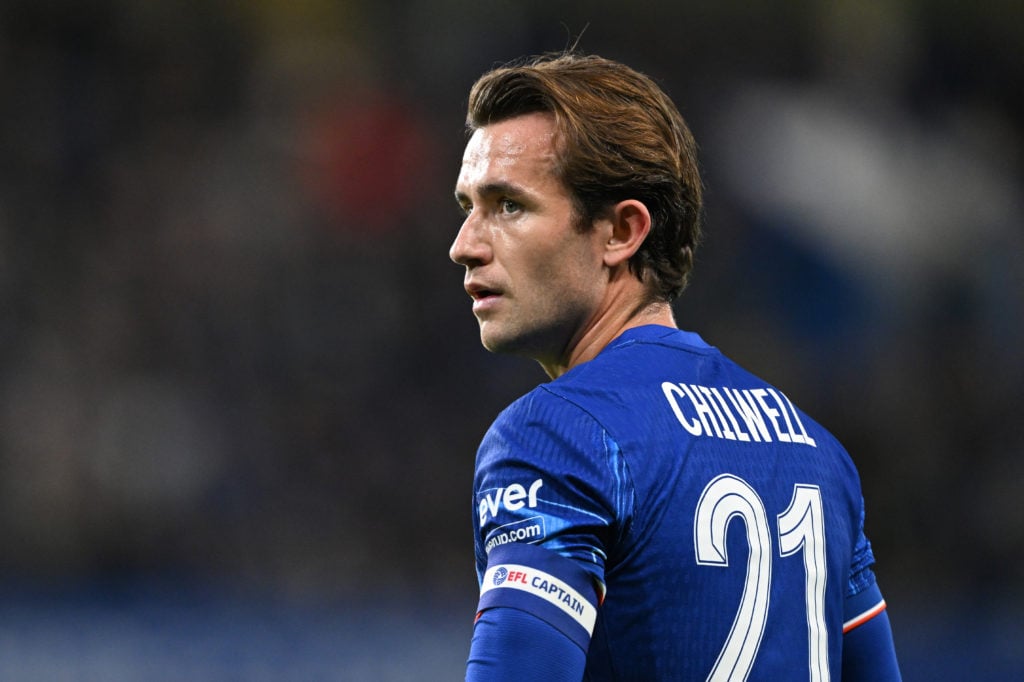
top-left (0, 1), bottom-right (1021, 679)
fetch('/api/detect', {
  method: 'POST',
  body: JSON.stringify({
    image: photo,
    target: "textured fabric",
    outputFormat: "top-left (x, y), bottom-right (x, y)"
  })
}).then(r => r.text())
top-left (467, 606), bottom-right (587, 682)
top-left (470, 325), bottom-right (899, 680)
top-left (842, 609), bottom-right (901, 681)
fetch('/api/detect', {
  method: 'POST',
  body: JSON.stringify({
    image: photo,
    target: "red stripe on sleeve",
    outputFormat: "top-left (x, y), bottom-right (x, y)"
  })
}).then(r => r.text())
top-left (842, 599), bottom-right (887, 634)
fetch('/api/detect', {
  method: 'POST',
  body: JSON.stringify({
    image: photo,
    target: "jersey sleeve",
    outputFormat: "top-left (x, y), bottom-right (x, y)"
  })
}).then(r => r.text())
top-left (839, 498), bottom-right (901, 679)
top-left (841, 607), bottom-right (901, 681)
top-left (843, 497), bottom-right (885, 626)
top-left (477, 541), bottom-right (601, 650)
top-left (472, 388), bottom-right (633, 589)
top-left (471, 389), bottom-right (631, 648)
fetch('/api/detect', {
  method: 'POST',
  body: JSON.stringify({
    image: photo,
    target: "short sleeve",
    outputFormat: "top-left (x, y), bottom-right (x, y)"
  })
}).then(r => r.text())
top-left (472, 388), bottom-right (633, 592)
top-left (844, 496), bottom-right (886, 628)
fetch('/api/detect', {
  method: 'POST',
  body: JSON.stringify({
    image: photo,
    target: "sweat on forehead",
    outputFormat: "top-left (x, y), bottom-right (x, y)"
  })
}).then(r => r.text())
top-left (458, 114), bottom-right (560, 190)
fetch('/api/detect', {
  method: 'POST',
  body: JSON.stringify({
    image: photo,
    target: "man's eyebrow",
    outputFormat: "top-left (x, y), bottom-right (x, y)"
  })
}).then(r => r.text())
top-left (455, 182), bottom-right (529, 203)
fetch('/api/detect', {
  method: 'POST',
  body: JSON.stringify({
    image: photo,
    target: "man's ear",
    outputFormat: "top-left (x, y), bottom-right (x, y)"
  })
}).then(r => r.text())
top-left (603, 200), bottom-right (651, 268)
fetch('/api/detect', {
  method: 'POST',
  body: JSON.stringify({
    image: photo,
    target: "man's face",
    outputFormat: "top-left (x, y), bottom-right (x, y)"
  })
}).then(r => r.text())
top-left (450, 112), bottom-right (608, 367)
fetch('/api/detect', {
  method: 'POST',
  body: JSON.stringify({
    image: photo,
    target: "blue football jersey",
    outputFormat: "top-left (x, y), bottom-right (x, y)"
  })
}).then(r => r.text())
top-left (472, 325), bottom-right (887, 681)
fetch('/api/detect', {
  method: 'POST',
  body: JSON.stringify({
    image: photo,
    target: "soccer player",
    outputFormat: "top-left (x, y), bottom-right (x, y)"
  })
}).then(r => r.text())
top-left (450, 53), bottom-right (901, 681)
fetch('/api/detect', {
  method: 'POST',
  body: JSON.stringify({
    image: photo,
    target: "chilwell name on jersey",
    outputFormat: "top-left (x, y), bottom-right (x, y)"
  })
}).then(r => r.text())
top-left (661, 382), bottom-right (817, 447)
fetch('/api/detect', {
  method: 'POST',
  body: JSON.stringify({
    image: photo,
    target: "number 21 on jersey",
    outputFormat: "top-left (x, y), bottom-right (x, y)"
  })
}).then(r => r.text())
top-left (695, 474), bottom-right (828, 682)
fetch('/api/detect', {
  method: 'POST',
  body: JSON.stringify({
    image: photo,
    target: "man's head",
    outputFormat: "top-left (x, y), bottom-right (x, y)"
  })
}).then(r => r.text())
top-left (464, 52), bottom-right (703, 302)
top-left (451, 53), bottom-right (703, 375)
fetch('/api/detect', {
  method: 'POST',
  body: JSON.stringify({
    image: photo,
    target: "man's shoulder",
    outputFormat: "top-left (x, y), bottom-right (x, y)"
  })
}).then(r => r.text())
top-left (495, 380), bottom-right (593, 427)
top-left (546, 326), bottom-right (721, 399)
top-left (484, 328), bottom-right (719, 440)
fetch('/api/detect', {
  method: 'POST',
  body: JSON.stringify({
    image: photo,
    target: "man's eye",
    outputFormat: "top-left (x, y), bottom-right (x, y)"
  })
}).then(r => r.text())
top-left (499, 199), bottom-right (520, 214)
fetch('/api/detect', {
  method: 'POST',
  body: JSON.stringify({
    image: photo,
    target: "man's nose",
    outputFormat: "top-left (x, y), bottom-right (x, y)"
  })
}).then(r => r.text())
top-left (449, 215), bottom-right (490, 267)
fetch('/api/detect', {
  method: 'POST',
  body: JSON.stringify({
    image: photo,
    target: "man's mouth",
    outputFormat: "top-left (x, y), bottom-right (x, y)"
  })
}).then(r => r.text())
top-left (466, 283), bottom-right (502, 313)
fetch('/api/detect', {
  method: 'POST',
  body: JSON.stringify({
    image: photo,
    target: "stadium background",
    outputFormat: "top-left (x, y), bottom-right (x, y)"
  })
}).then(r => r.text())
top-left (0, 0), bottom-right (1021, 679)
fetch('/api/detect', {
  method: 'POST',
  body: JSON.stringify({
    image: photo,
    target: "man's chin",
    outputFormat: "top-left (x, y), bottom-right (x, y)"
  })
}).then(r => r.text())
top-left (479, 324), bottom-right (525, 356)
top-left (480, 332), bottom-right (514, 356)
top-left (480, 326), bottom-right (552, 363)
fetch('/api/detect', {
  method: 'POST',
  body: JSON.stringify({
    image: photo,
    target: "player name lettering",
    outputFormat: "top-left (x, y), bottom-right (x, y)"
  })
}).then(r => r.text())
top-left (661, 382), bottom-right (817, 447)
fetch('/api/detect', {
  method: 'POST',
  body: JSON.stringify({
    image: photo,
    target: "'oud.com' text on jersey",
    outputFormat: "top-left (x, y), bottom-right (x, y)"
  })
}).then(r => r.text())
top-left (473, 325), bottom-right (888, 680)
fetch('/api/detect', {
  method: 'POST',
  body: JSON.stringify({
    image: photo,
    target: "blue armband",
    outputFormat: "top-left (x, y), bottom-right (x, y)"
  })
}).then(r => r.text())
top-left (476, 541), bottom-right (601, 651)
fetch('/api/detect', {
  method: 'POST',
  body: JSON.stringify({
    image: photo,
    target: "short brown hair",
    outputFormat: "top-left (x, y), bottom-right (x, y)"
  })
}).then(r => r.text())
top-left (466, 52), bottom-right (703, 301)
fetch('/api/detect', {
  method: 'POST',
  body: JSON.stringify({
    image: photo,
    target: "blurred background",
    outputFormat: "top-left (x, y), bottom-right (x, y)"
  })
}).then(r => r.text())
top-left (0, 0), bottom-right (1021, 679)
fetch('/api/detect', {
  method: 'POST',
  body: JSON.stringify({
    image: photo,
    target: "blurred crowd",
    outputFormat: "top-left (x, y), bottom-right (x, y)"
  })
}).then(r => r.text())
top-left (0, 0), bottom-right (1021, 623)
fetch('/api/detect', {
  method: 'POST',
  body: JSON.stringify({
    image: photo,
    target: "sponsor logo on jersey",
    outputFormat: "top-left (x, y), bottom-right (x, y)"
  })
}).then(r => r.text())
top-left (485, 516), bottom-right (546, 553)
top-left (477, 478), bottom-right (545, 527)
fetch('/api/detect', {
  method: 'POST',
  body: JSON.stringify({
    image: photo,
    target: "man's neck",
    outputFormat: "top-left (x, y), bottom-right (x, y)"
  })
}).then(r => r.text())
top-left (539, 300), bottom-right (676, 379)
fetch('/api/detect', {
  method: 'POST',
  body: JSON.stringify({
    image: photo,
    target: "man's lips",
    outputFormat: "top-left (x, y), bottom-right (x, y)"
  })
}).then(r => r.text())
top-left (465, 281), bottom-right (503, 313)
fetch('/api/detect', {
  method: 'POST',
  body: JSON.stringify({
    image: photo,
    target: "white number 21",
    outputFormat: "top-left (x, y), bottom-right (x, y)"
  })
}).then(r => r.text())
top-left (694, 474), bottom-right (829, 682)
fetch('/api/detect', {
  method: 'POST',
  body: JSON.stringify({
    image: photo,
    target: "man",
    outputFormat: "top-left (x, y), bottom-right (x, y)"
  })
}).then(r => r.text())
top-left (450, 52), bottom-right (901, 681)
